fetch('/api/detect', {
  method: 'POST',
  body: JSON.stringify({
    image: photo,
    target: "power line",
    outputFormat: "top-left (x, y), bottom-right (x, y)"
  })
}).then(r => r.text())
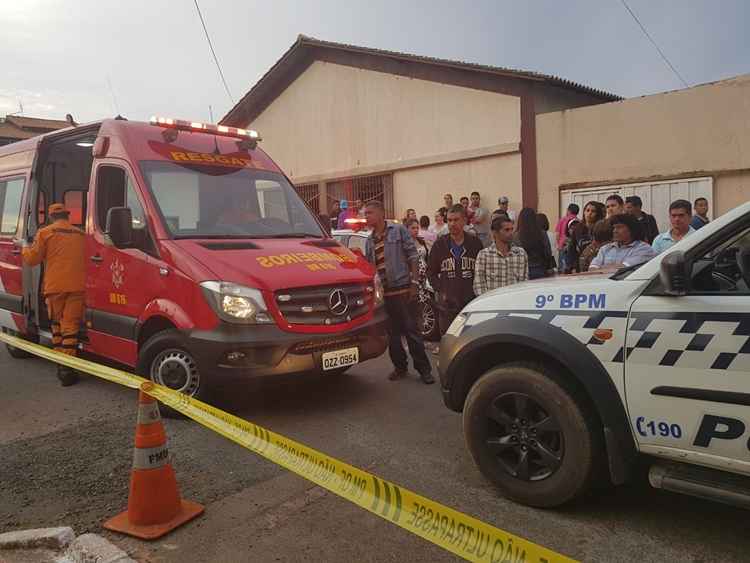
top-left (620, 0), bottom-right (688, 88)
top-left (193, 0), bottom-right (234, 104)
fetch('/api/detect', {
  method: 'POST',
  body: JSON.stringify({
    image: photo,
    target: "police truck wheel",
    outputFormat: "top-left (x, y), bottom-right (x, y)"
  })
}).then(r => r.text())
top-left (6, 343), bottom-right (33, 359)
top-left (137, 330), bottom-right (209, 419)
top-left (462, 363), bottom-right (600, 508)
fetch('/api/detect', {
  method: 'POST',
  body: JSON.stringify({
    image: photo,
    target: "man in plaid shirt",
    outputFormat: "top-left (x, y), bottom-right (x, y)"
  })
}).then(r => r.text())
top-left (473, 215), bottom-right (529, 295)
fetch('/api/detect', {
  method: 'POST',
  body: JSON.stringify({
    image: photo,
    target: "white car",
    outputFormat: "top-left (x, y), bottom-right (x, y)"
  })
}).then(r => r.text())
top-left (440, 201), bottom-right (750, 508)
top-left (333, 226), bottom-right (440, 341)
top-left (332, 226), bottom-right (370, 257)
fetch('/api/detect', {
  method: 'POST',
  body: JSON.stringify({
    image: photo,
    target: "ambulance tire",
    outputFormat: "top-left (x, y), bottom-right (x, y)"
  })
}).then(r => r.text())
top-left (5, 343), bottom-right (33, 359)
top-left (462, 362), bottom-right (601, 508)
top-left (137, 330), bottom-right (210, 419)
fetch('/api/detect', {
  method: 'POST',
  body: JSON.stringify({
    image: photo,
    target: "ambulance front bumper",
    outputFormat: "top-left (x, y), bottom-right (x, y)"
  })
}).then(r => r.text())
top-left (183, 307), bottom-right (388, 380)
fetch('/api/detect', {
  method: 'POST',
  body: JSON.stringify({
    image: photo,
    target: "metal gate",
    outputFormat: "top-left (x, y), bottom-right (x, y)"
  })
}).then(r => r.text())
top-left (561, 177), bottom-right (713, 234)
top-left (293, 183), bottom-right (320, 214)
top-left (326, 174), bottom-right (394, 218)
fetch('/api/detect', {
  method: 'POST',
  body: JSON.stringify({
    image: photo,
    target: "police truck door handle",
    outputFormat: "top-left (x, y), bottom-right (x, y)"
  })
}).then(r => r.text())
top-left (90, 255), bottom-right (103, 263)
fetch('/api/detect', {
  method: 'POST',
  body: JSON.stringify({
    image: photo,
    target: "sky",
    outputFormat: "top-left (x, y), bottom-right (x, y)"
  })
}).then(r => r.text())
top-left (1, 0), bottom-right (748, 124)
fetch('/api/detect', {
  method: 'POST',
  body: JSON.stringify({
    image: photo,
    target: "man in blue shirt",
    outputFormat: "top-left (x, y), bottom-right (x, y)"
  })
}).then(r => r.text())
top-left (590, 214), bottom-right (656, 270)
top-left (652, 199), bottom-right (695, 254)
top-left (364, 201), bottom-right (434, 384)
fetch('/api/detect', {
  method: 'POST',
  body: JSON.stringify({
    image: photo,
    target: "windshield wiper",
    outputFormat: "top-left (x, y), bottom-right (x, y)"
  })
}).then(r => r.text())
top-left (174, 234), bottom-right (259, 240)
top-left (270, 233), bottom-right (324, 239)
top-left (174, 233), bottom-right (323, 240)
top-left (174, 233), bottom-right (323, 239)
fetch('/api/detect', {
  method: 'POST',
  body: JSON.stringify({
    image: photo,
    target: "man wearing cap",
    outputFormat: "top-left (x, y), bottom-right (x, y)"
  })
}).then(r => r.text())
top-left (492, 197), bottom-right (515, 221)
top-left (22, 203), bottom-right (86, 386)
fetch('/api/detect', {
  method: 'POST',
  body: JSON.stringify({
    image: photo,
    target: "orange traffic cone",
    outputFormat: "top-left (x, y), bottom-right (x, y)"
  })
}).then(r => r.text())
top-left (103, 383), bottom-right (204, 539)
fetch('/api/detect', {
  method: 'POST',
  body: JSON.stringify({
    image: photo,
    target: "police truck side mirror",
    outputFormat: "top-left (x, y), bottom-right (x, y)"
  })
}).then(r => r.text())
top-left (106, 207), bottom-right (134, 248)
top-left (660, 250), bottom-right (689, 296)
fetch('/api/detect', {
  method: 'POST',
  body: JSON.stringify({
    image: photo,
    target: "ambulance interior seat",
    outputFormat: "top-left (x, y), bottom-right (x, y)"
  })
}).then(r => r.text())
top-left (62, 189), bottom-right (86, 229)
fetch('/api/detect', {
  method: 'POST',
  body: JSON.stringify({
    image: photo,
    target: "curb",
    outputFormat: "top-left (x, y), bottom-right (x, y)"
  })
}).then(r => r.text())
top-left (0, 527), bottom-right (75, 551)
top-left (63, 533), bottom-right (136, 563)
top-left (0, 528), bottom-right (135, 563)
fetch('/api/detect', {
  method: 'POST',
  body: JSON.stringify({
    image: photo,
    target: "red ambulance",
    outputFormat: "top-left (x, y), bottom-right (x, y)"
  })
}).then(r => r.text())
top-left (0, 117), bottom-right (387, 402)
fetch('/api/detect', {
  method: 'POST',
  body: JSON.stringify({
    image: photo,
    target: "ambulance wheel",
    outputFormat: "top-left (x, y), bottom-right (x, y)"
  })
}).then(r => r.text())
top-left (137, 330), bottom-right (209, 419)
top-left (462, 362), bottom-right (601, 508)
top-left (6, 343), bottom-right (33, 359)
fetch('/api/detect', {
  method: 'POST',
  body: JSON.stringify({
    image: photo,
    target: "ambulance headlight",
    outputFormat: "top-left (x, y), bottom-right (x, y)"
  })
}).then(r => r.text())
top-left (200, 282), bottom-right (273, 324)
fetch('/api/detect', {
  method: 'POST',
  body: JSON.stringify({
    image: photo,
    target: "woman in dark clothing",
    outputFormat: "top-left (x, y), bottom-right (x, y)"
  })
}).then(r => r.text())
top-left (514, 207), bottom-right (554, 280)
top-left (564, 201), bottom-right (606, 273)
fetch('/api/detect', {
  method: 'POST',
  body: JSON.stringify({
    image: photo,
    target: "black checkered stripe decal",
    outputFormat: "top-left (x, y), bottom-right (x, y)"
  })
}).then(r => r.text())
top-left (469, 310), bottom-right (750, 372)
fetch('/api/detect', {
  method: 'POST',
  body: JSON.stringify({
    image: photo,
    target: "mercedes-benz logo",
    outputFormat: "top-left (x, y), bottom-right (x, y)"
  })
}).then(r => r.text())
top-left (328, 289), bottom-right (349, 316)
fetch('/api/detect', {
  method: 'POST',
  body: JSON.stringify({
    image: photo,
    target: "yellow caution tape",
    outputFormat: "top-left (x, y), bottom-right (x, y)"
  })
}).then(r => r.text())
top-left (0, 332), bottom-right (577, 563)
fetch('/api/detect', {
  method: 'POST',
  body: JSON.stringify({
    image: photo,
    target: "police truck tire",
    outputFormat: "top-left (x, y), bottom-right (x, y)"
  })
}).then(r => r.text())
top-left (137, 330), bottom-right (210, 419)
top-left (6, 343), bottom-right (33, 359)
top-left (462, 363), bottom-right (600, 508)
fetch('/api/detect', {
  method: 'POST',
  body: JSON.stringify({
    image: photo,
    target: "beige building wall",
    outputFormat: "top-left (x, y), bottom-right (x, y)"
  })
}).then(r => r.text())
top-left (536, 74), bottom-right (750, 221)
top-left (248, 60), bottom-right (524, 216)
top-left (394, 153), bottom-right (522, 220)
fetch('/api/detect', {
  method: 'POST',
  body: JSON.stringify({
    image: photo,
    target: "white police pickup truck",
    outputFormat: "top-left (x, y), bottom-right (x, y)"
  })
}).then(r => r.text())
top-left (439, 201), bottom-right (750, 508)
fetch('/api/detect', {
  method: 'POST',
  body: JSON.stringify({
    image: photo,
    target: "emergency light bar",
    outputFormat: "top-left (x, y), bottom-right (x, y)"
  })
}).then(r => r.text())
top-left (343, 218), bottom-right (368, 231)
top-left (149, 116), bottom-right (260, 141)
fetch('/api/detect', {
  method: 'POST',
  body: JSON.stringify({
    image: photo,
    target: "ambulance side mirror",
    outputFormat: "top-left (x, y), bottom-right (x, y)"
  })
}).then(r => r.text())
top-left (660, 250), bottom-right (689, 296)
top-left (106, 207), bottom-right (133, 248)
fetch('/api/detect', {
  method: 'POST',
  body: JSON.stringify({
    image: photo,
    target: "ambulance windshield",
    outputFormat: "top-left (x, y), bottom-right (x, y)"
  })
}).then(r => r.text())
top-left (140, 161), bottom-right (324, 239)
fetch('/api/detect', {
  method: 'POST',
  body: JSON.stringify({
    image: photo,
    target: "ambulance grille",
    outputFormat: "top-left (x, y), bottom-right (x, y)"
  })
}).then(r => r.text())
top-left (275, 283), bottom-right (371, 325)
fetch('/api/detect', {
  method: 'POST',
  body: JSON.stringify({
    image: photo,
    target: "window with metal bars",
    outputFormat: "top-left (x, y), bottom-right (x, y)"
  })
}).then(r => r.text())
top-left (293, 183), bottom-right (320, 214)
top-left (326, 174), bottom-right (394, 218)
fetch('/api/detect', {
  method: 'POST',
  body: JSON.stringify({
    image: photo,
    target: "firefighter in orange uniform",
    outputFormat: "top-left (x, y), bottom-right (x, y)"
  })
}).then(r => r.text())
top-left (22, 203), bottom-right (86, 386)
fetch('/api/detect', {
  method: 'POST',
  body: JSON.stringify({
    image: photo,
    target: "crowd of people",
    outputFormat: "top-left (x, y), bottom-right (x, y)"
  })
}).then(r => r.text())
top-left (556, 194), bottom-right (708, 273)
top-left (356, 190), bottom-right (712, 383)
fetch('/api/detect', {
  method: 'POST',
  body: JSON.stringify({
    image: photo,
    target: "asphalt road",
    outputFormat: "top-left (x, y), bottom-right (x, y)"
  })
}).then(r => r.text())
top-left (1, 345), bottom-right (748, 562)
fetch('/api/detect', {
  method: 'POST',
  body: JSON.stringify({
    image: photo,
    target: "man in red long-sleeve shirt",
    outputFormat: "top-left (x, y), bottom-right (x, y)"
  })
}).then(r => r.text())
top-left (555, 203), bottom-right (579, 252)
top-left (555, 203), bottom-right (580, 273)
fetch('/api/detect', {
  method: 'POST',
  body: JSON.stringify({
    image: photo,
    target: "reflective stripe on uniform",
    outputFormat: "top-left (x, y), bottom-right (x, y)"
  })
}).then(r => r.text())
top-left (52, 323), bottom-right (61, 344)
top-left (133, 445), bottom-right (170, 470)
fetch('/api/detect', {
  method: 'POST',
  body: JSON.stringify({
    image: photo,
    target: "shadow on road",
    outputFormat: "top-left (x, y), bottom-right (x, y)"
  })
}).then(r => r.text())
top-left (205, 367), bottom-right (376, 419)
